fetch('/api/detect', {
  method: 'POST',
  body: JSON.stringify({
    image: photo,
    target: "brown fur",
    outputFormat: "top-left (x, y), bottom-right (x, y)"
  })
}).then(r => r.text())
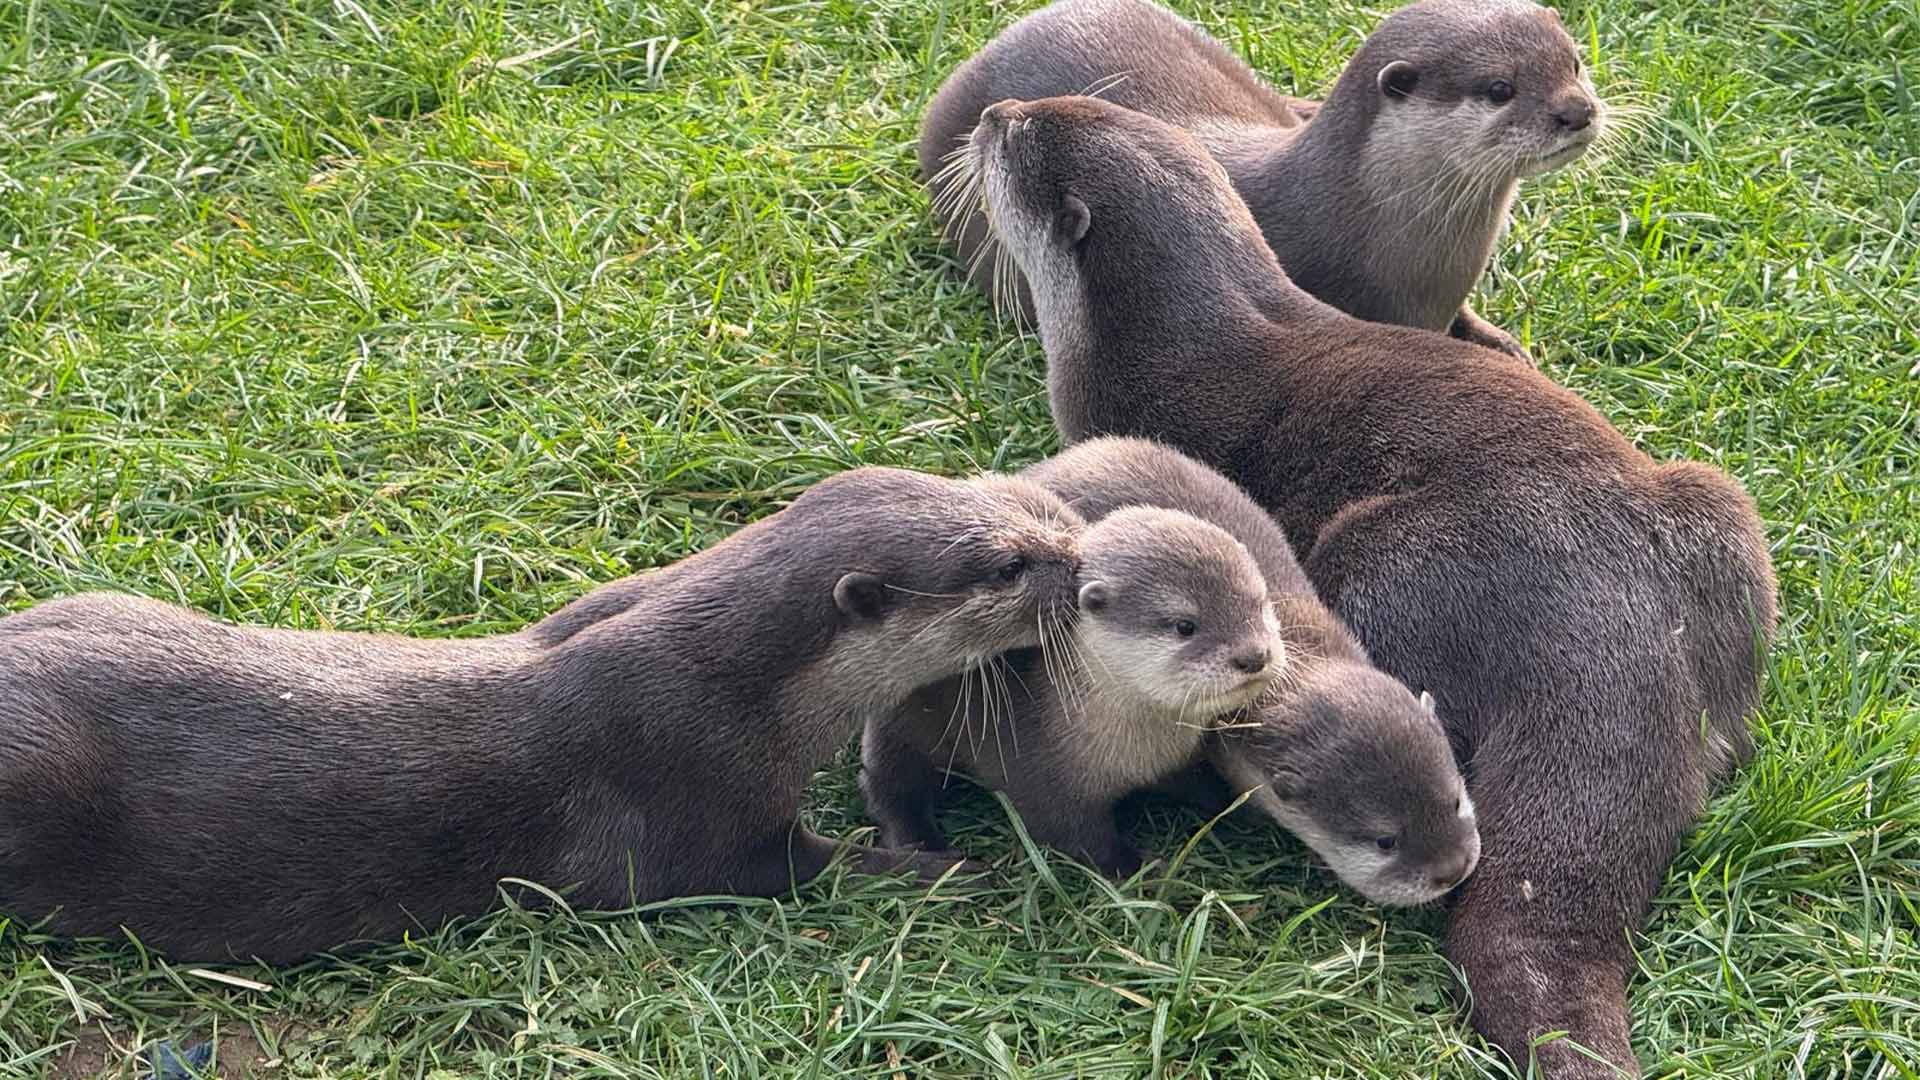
top-left (972, 95), bottom-right (1776, 1077)
top-left (919, 0), bottom-right (1604, 359)
top-left (863, 438), bottom-right (1479, 907)
top-left (0, 468), bottom-right (1083, 962)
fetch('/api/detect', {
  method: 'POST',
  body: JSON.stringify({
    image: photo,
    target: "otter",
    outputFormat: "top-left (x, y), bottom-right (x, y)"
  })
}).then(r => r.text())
top-left (0, 467), bottom-right (1083, 963)
top-left (863, 437), bottom-right (1480, 905)
top-left (920, 0), bottom-right (1606, 358)
top-left (969, 96), bottom-right (1776, 1078)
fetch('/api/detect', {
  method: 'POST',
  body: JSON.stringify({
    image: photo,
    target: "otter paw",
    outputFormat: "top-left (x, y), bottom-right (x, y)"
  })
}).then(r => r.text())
top-left (909, 849), bottom-right (991, 883)
top-left (870, 813), bottom-right (950, 853)
top-left (1450, 317), bottom-right (1535, 365)
top-left (1093, 841), bottom-right (1146, 880)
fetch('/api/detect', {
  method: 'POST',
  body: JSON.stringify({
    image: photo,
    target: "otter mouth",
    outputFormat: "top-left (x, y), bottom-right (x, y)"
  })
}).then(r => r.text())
top-left (1184, 674), bottom-right (1274, 717)
top-left (1518, 135), bottom-right (1594, 177)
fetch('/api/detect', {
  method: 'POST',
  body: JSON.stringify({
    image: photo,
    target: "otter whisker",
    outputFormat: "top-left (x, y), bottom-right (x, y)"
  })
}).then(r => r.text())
top-left (906, 604), bottom-right (969, 649)
top-left (1381, 145), bottom-right (1509, 252)
top-left (935, 163), bottom-right (985, 226)
top-left (1078, 70), bottom-right (1133, 101)
top-left (885, 584), bottom-right (966, 600)
top-left (938, 526), bottom-right (993, 560)
top-left (1368, 144), bottom-right (1506, 254)
top-left (943, 663), bottom-right (978, 781)
top-left (1047, 606), bottom-right (1093, 724)
top-left (985, 651), bottom-right (1015, 761)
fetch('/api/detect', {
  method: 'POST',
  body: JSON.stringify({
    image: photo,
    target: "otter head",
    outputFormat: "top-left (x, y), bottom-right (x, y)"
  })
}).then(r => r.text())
top-left (1073, 507), bottom-right (1282, 718)
top-left (806, 468), bottom-right (1083, 690)
top-left (1210, 662), bottom-right (1480, 906)
top-left (1362, 0), bottom-right (1604, 180)
top-left (967, 95), bottom-right (1269, 338)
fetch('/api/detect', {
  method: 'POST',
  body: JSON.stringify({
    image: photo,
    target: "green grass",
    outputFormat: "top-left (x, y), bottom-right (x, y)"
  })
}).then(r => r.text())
top-left (1, 0), bottom-right (1915, 1074)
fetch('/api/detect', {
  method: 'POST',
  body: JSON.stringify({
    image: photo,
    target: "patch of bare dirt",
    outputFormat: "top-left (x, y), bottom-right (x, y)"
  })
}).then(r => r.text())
top-left (49, 1023), bottom-right (291, 1079)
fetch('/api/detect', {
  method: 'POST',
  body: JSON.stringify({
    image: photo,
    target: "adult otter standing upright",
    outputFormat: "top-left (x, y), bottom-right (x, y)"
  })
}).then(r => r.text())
top-left (0, 468), bottom-right (1082, 963)
top-left (919, 0), bottom-right (1605, 358)
top-left (968, 96), bottom-right (1775, 1077)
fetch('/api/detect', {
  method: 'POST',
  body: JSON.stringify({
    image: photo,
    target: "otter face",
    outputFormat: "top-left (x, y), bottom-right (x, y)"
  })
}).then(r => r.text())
top-left (1369, 0), bottom-right (1605, 180)
top-left (1211, 663), bottom-right (1480, 907)
top-left (817, 469), bottom-right (1083, 683)
top-left (1073, 508), bottom-right (1282, 719)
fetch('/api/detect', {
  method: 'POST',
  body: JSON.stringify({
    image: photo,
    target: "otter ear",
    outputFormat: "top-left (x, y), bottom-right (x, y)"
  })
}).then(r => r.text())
top-left (834, 572), bottom-right (887, 621)
top-left (1055, 194), bottom-right (1091, 246)
top-left (1263, 771), bottom-right (1302, 802)
top-left (1418, 689), bottom-right (1436, 712)
top-left (1078, 579), bottom-right (1111, 612)
top-left (1377, 60), bottom-right (1419, 99)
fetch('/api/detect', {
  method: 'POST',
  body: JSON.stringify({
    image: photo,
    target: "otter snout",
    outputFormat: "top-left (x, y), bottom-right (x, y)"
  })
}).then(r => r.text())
top-left (1552, 96), bottom-right (1595, 133)
top-left (1429, 848), bottom-right (1476, 893)
top-left (1231, 646), bottom-right (1271, 675)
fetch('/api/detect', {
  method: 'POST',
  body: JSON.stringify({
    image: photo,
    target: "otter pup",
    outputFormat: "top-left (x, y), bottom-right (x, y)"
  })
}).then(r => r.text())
top-left (920, 0), bottom-right (1605, 358)
top-left (864, 438), bottom-right (1480, 905)
top-left (970, 97), bottom-right (1776, 1077)
top-left (0, 467), bottom-right (1083, 963)
top-left (865, 504), bottom-right (1283, 878)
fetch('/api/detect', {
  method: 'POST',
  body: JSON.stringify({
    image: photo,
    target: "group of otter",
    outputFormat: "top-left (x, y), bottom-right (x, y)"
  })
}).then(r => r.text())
top-left (0, 0), bottom-right (1774, 1076)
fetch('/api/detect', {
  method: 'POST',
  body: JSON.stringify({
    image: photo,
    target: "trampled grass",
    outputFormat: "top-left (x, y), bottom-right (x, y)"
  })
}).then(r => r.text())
top-left (0, 0), bottom-right (1915, 1075)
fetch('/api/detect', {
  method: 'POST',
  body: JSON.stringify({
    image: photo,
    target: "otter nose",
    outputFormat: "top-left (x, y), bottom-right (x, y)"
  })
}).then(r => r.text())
top-left (1430, 852), bottom-right (1473, 891)
top-left (981, 99), bottom-right (1024, 128)
top-left (1553, 99), bottom-right (1594, 132)
top-left (1231, 647), bottom-right (1271, 674)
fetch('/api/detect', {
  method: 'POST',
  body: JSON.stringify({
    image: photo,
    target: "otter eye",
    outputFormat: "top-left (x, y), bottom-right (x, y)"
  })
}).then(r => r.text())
top-left (1487, 80), bottom-right (1515, 104)
top-left (999, 557), bottom-right (1027, 583)
top-left (1375, 835), bottom-right (1397, 852)
top-left (1173, 619), bottom-right (1197, 638)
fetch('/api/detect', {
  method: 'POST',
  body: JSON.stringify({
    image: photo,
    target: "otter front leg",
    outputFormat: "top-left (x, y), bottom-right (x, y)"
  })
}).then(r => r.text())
top-left (1143, 761), bottom-right (1237, 817)
top-left (1449, 305), bottom-right (1533, 364)
top-left (999, 776), bottom-right (1141, 878)
top-left (860, 719), bottom-right (953, 852)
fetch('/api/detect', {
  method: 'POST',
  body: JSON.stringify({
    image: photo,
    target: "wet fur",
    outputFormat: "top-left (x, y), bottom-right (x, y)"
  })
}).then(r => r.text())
top-left (0, 468), bottom-right (1082, 963)
top-left (977, 98), bottom-right (1776, 1077)
top-left (919, 0), bottom-right (1602, 357)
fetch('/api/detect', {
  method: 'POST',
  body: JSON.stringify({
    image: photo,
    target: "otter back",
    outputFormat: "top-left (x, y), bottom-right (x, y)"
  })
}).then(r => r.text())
top-left (972, 95), bottom-right (1774, 1077)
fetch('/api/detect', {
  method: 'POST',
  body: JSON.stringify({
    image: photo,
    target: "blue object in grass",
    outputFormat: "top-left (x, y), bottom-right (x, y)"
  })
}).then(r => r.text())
top-left (146, 1039), bottom-right (213, 1080)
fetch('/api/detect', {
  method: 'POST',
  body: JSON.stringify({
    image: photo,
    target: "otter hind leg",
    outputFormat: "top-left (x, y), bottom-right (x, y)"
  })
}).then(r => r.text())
top-left (1441, 707), bottom-right (1713, 1078)
top-left (1301, 490), bottom-right (1688, 1077)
